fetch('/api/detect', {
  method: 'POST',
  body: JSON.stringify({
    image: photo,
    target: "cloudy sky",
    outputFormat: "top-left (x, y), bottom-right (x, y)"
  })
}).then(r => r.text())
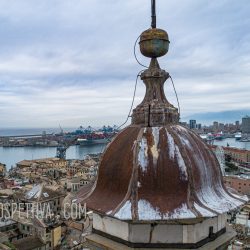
top-left (0, 0), bottom-right (250, 128)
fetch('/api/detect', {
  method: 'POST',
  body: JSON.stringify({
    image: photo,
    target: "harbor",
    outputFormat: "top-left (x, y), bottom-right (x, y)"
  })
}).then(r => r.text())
top-left (0, 129), bottom-right (249, 171)
top-left (213, 137), bottom-right (250, 150)
top-left (0, 144), bottom-right (106, 171)
top-left (0, 127), bottom-right (113, 170)
top-left (0, 124), bottom-right (250, 171)
top-left (0, 126), bottom-right (117, 148)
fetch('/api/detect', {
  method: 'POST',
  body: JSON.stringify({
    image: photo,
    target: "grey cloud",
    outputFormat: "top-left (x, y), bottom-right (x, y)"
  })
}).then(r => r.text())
top-left (0, 0), bottom-right (250, 127)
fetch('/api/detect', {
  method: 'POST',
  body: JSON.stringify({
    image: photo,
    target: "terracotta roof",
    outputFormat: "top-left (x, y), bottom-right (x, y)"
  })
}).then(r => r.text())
top-left (224, 147), bottom-right (250, 153)
top-left (17, 158), bottom-right (63, 167)
top-left (13, 236), bottom-right (45, 250)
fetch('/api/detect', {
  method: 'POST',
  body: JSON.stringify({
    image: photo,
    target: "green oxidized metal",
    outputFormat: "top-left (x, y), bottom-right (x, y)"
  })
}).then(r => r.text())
top-left (139, 28), bottom-right (170, 58)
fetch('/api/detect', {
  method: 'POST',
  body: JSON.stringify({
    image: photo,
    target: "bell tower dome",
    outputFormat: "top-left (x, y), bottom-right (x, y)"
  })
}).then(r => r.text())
top-left (78, 1), bottom-right (247, 249)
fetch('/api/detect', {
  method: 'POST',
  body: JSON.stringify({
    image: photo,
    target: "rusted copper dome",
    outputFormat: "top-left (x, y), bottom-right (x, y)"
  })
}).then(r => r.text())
top-left (80, 124), bottom-right (246, 221)
top-left (78, 57), bottom-right (246, 221)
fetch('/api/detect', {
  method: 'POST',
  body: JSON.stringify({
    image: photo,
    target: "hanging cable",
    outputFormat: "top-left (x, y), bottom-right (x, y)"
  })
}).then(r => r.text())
top-left (134, 35), bottom-right (148, 68)
top-left (116, 70), bottom-right (145, 131)
top-left (106, 38), bottom-right (147, 142)
top-left (169, 75), bottom-right (181, 119)
top-left (107, 70), bottom-right (144, 142)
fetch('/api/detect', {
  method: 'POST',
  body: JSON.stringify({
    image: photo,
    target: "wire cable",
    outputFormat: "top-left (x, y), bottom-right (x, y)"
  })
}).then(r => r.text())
top-left (116, 70), bottom-right (145, 131)
top-left (134, 35), bottom-right (148, 68)
top-left (106, 36), bottom-right (148, 142)
top-left (169, 75), bottom-right (181, 119)
top-left (115, 32), bottom-right (181, 131)
top-left (107, 71), bottom-right (144, 143)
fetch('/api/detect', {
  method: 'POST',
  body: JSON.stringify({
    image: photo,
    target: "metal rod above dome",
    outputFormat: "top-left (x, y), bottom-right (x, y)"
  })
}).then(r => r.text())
top-left (151, 0), bottom-right (156, 28)
top-left (140, 0), bottom-right (170, 59)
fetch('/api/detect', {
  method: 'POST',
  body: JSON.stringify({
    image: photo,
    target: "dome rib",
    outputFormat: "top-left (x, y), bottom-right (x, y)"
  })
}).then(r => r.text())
top-left (83, 126), bottom-right (140, 215)
top-left (166, 127), bottom-right (200, 218)
top-left (170, 126), bottom-right (220, 217)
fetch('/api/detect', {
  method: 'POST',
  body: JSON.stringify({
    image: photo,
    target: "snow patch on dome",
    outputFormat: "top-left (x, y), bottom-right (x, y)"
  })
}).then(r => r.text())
top-left (179, 135), bottom-right (192, 149)
top-left (138, 199), bottom-right (161, 220)
top-left (137, 200), bottom-right (196, 220)
top-left (172, 125), bottom-right (192, 149)
top-left (165, 203), bottom-right (196, 219)
top-left (114, 200), bottom-right (132, 220)
top-left (175, 146), bottom-right (188, 180)
top-left (198, 187), bottom-right (240, 213)
top-left (151, 127), bottom-right (160, 165)
top-left (194, 203), bottom-right (216, 217)
top-left (192, 150), bottom-right (244, 213)
top-left (138, 135), bottom-right (148, 172)
top-left (174, 125), bottom-right (245, 212)
top-left (152, 127), bottom-right (160, 146)
top-left (229, 192), bottom-right (248, 202)
top-left (175, 125), bottom-right (188, 132)
top-left (218, 187), bottom-right (246, 209)
top-left (166, 129), bottom-right (188, 180)
top-left (166, 130), bottom-right (175, 159)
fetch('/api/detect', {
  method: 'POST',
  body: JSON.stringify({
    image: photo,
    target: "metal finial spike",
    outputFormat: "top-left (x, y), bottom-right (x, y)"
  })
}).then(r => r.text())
top-left (151, 0), bottom-right (156, 28)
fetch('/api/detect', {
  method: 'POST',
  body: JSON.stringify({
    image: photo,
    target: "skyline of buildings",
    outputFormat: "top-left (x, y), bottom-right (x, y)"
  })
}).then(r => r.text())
top-left (183, 115), bottom-right (250, 134)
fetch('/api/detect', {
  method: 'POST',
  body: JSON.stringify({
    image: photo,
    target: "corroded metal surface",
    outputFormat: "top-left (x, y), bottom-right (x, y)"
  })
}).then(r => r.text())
top-left (132, 59), bottom-right (179, 126)
top-left (78, 56), bottom-right (246, 222)
top-left (79, 124), bottom-right (246, 221)
top-left (140, 28), bottom-right (169, 58)
top-left (81, 126), bottom-right (141, 214)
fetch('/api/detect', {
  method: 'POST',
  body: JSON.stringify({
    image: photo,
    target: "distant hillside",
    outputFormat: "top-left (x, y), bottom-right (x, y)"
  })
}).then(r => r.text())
top-left (182, 110), bottom-right (250, 125)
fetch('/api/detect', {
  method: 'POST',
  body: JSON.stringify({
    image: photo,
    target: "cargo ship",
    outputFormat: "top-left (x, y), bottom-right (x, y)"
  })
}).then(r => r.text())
top-left (77, 132), bottom-right (112, 146)
top-left (77, 138), bottom-right (109, 146)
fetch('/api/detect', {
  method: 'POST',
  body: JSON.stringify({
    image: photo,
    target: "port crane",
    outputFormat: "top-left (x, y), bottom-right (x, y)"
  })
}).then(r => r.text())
top-left (56, 125), bottom-right (76, 160)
